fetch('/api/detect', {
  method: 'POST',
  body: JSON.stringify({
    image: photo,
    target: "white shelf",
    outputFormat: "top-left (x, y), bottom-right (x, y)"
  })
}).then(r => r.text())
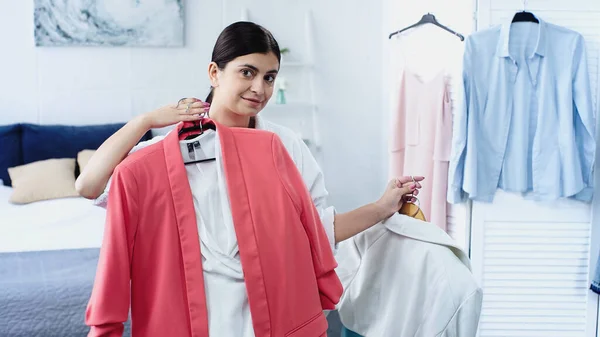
top-left (262, 102), bottom-right (315, 113)
top-left (241, 8), bottom-right (321, 163)
top-left (280, 61), bottom-right (313, 68)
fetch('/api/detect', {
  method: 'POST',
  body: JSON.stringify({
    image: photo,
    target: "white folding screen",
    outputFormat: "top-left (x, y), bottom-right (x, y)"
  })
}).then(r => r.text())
top-left (472, 0), bottom-right (600, 336)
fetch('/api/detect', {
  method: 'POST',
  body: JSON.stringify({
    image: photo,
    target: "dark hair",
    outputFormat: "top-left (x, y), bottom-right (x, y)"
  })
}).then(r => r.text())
top-left (205, 21), bottom-right (281, 103)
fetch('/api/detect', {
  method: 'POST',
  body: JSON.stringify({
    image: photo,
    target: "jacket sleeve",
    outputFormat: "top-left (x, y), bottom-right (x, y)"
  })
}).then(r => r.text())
top-left (437, 288), bottom-right (483, 337)
top-left (571, 34), bottom-right (596, 202)
top-left (93, 135), bottom-right (165, 208)
top-left (85, 165), bottom-right (139, 337)
top-left (271, 134), bottom-right (343, 310)
top-left (290, 135), bottom-right (337, 254)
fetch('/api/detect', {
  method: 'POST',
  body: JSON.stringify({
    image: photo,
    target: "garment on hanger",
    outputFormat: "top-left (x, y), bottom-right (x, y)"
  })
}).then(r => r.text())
top-left (447, 16), bottom-right (595, 203)
top-left (334, 213), bottom-right (482, 336)
top-left (85, 121), bottom-right (342, 337)
top-left (390, 67), bottom-right (452, 231)
top-left (93, 116), bottom-right (338, 255)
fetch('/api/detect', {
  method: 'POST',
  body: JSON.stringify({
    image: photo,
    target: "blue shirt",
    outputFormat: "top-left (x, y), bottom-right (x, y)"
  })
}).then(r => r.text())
top-left (447, 17), bottom-right (596, 203)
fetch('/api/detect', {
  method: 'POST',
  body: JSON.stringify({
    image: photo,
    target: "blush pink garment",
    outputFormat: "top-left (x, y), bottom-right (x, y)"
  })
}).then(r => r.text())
top-left (390, 69), bottom-right (452, 230)
top-left (85, 120), bottom-right (342, 337)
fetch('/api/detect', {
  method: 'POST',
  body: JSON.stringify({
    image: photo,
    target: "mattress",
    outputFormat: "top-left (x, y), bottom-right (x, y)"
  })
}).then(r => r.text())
top-left (0, 185), bottom-right (106, 253)
top-left (0, 186), bottom-right (117, 337)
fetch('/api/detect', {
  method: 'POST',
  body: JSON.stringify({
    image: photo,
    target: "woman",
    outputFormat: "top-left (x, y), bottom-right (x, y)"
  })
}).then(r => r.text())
top-left (78, 21), bottom-right (423, 336)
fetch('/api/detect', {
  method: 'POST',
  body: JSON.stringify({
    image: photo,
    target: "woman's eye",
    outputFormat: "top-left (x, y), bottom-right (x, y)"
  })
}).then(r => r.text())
top-left (265, 75), bottom-right (275, 83)
top-left (241, 69), bottom-right (254, 77)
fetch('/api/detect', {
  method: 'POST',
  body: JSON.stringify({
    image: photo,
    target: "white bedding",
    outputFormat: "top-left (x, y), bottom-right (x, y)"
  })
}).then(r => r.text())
top-left (0, 185), bottom-right (106, 253)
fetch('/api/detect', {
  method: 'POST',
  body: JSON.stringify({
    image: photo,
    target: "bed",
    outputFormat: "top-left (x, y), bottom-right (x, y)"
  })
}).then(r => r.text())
top-left (0, 123), bottom-right (147, 337)
top-left (0, 185), bottom-right (120, 337)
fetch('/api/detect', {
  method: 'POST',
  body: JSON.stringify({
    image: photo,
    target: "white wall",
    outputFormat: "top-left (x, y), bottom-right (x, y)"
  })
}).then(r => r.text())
top-left (0, 0), bottom-right (384, 212)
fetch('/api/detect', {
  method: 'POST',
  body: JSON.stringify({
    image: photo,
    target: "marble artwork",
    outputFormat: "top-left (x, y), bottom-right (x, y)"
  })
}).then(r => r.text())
top-left (34, 0), bottom-right (184, 47)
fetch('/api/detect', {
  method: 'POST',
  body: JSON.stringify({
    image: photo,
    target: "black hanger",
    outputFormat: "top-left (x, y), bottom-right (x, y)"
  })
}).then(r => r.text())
top-left (183, 154), bottom-right (216, 165)
top-left (511, 11), bottom-right (539, 23)
top-left (178, 119), bottom-right (217, 164)
top-left (512, 0), bottom-right (538, 23)
top-left (388, 13), bottom-right (464, 41)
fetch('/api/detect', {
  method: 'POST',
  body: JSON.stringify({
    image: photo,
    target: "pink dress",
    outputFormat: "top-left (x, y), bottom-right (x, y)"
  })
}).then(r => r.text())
top-left (390, 69), bottom-right (452, 230)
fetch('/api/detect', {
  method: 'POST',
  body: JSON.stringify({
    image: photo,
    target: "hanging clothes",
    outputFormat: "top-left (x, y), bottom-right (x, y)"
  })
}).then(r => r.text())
top-left (85, 121), bottom-right (342, 337)
top-left (447, 17), bottom-right (596, 204)
top-left (93, 116), bottom-right (338, 254)
top-left (334, 213), bottom-right (482, 336)
top-left (390, 67), bottom-right (453, 231)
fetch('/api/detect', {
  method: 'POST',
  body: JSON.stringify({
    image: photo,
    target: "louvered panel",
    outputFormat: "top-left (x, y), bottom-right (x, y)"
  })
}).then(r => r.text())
top-left (477, 215), bottom-right (593, 334)
top-left (471, 189), bottom-right (595, 335)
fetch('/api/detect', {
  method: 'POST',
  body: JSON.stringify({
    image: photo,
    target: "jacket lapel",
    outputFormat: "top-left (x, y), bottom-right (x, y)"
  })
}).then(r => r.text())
top-left (382, 213), bottom-right (471, 270)
top-left (218, 125), bottom-right (271, 336)
top-left (164, 124), bottom-right (209, 337)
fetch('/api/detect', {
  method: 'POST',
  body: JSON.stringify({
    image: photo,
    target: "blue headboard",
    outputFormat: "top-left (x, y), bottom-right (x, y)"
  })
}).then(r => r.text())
top-left (0, 123), bottom-right (153, 187)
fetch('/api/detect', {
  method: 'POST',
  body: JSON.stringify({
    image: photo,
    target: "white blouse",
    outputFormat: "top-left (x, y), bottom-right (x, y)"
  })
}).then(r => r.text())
top-left (94, 117), bottom-right (337, 336)
top-left (180, 129), bottom-right (254, 336)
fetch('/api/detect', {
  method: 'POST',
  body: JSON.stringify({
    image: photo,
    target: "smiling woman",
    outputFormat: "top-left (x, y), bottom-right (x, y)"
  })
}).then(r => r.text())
top-left (204, 22), bottom-right (281, 126)
top-left (208, 54), bottom-right (279, 118)
top-left (76, 21), bottom-right (423, 337)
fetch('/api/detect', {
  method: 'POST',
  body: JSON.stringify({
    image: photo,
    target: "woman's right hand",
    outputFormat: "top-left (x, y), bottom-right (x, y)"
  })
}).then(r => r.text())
top-left (142, 97), bottom-right (210, 129)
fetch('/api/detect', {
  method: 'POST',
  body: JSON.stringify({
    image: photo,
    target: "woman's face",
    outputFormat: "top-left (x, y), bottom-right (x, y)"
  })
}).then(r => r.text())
top-left (209, 52), bottom-right (280, 116)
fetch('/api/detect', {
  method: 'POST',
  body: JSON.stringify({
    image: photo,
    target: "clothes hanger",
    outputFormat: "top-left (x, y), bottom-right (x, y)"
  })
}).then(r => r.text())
top-left (179, 118), bottom-right (217, 165)
top-left (176, 100), bottom-right (216, 140)
top-left (398, 176), bottom-right (426, 221)
top-left (388, 13), bottom-right (464, 41)
top-left (177, 103), bottom-right (217, 164)
top-left (512, 0), bottom-right (539, 23)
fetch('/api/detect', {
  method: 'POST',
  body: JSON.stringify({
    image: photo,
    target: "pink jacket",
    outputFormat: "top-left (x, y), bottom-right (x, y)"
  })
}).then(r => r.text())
top-left (85, 120), bottom-right (342, 337)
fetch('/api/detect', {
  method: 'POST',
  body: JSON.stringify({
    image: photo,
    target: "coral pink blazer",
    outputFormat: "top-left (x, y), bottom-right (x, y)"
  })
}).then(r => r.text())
top-left (85, 120), bottom-right (342, 337)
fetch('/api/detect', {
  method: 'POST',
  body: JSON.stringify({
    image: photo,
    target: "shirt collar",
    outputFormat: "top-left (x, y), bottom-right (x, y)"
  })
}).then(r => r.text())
top-left (496, 14), bottom-right (546, 58)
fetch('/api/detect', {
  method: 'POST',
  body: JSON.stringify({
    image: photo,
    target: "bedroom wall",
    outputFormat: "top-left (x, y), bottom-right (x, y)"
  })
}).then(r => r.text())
top-left (0, 0), bottom-right (385, 212)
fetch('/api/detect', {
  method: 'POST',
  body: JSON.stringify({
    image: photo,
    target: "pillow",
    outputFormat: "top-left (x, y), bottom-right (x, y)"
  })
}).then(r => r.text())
top-left (21, 123), bottom-right (126, 164)
top-left (0, 124), bottom-right (23, 186)
top-left (77, 149), bottom-right (96, 173)
top-left (8, 158), bottom-right (79, 204)
top-left (20, 123), bottom-right (153, 164)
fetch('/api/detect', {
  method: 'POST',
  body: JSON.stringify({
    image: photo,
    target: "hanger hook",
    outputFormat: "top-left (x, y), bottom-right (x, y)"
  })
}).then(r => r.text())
top-left (522, 0), bottom-right (527, 11)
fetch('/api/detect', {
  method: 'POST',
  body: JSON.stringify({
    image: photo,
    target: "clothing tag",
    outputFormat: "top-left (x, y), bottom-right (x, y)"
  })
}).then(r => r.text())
top-left (187, 143), bottom-right (196, 160)
top-left (184, 141), bottom-right (208, 162)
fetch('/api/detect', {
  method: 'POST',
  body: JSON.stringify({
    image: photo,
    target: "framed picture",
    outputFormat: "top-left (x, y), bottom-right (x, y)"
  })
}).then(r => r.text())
top-left (34, 0), bottom-right (184, 47)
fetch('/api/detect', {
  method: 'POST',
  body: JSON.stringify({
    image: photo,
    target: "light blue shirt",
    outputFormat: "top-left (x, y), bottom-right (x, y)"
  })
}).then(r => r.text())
top-left (448, 17), bottom-right (596, 203)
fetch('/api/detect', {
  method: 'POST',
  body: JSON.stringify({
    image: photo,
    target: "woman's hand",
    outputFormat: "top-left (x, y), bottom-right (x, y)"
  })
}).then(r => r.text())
top-left (141, 98), bottom-right (210, 129)
top-left (375, 176), bottom-right (425, 219)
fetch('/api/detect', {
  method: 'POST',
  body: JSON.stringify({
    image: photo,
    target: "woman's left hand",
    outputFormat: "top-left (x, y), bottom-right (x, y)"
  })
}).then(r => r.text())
top-left (375, 176), bottom-right (425, 219)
